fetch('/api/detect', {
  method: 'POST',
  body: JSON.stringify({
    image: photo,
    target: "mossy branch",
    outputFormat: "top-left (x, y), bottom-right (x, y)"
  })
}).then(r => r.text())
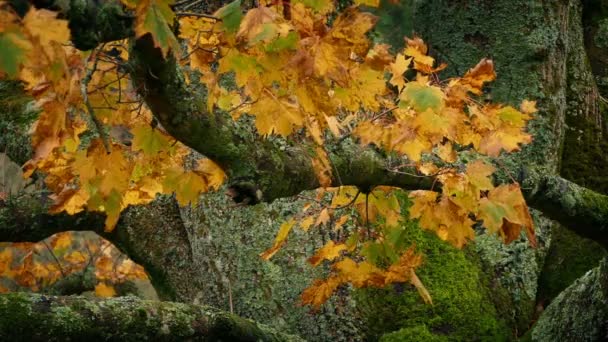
top-left (0, 292), bottom-right (302, 341)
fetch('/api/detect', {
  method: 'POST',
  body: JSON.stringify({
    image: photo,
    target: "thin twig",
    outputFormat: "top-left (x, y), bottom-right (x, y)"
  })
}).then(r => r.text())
top-left (42, 240), bottom-right (66, 278)
top-left (370, 106), bottom-right (399, 123)
top-left (82, 45), bottom-right (111, 153)
top-left (175, 12), bottom-right (220, 20)
top-left (228, 279), bottom-right (234, 314)
top-left (181, 0), bottom-right (205, 10)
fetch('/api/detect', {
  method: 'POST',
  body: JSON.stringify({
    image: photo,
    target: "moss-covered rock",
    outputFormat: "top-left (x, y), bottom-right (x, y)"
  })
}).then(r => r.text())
top-left (354, 220), bottom-right (510, 341)
top-left (532, 257), bottom-right (608, 341)
top-left (537, 224), bottom-right (607, 304)
top-left (0, 292), bottom-right (302, 341)
top-left (380, 325), bottom-right (448, 342)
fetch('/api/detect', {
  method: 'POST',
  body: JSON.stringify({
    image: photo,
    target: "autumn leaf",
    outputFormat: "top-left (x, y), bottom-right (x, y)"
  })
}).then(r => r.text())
top-left (354, 0), bottom-right (380, 7)
top-left (388, 53), bottom-right (410, 90)
top-left (400, 81), bottom-right (445, 113)
top-left (307, 240), bottom-right (347, 267)
top-left (478, 184), bottom-right (536, 246)
top-left (134, 0), bottom-right (180, 58)
top-left (95, 282), bottom-right (117, 297)
top-left (260, 219), bottom-right (296, 260)
top-left (458, 58), bottom-right (496, 94)
top-left (300, 276), bottom-right (342, 308)
top-left (404, 36), bottom-right (434, 68)
top-left (162, 168), bottom-right (207, 206)
top-left (22, 8), bottom-right (70, 58)
top-left (215, 0), bottom-right (243, 33)
top-left (196, 159), bottom-right (226, 190)
top-left (131, 125), bottom-right (171, 155)
top-left (0, 27), bottom-right (32, 77)
top-left (466, 160), bottom-right (495, 192)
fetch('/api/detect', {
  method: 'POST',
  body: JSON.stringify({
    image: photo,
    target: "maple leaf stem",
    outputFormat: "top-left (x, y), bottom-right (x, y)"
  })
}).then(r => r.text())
top-left (495, 158), bottom-right (517, 184)
top-left (331, 190), bottom-right (360, 210)
top-left (370, 106), bottom-right (399, 123)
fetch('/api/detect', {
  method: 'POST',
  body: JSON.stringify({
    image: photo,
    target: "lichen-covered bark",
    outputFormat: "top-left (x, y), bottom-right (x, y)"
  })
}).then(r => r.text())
top-left (179, 190), bottom-right (365, 341)
top-left (0, 194), bottom-right (106, 242)
top-left (532, 257), bottom-right (608, 341)
top-left (114, 196), bottom-right (204, 302)
top-left (0, 292), bottom-right (302, 341)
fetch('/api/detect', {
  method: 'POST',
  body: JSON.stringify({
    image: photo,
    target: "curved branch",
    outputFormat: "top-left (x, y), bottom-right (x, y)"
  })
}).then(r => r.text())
top-left (127, 35), bottom-right (433, 202)
top-left (0, 194), bottom-right (106, 242)
top-left (0, 292), bottom-right (301, 341)
top-left (524, 174), bottom-right (608, 248)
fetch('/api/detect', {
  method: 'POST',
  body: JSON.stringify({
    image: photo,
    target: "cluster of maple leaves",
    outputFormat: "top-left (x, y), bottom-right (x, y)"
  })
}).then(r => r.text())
top-left (0, 232), bottom-right (147, 297)
top-left (0, 0), bottom-right (536, 305)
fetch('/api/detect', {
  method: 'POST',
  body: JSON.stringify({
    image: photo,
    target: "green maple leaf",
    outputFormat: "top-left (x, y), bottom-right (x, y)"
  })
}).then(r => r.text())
top-left (135, 0), bottom-right (180, 57)
top-left (215, 0), bottom-right (242, 33)
top-left (131, 125), bottom-right (170, 155)
top-left (400, 82), bottom-right (445, 113)
top-left (0, 28), bottom-right (31, 77)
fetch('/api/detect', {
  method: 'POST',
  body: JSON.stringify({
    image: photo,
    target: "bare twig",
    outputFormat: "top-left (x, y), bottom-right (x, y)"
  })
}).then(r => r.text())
top-left (82, 45), bottom-right (111, 153)
top-left (42, 240), bottom-right (66, 278)
top-left (175, 12), bottom-right (220, 20)
top-left (181, 0), bottom-right (205, 11)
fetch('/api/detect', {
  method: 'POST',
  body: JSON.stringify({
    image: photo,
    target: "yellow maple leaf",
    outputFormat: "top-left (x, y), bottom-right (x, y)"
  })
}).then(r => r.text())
top-left (95, 282), bottom-right (117, 297)
top-left (196, 159), bottom-right (226, 190)
top-left (308, 241), bottom-right (347, 267)
top-left (404, 36), bottom-right (434, 68)
top-left (22, 8), bottom-right (70, 58)
top-left (388, 53), bottom-right (411, 90)
top-left (260, 219), bottom-right (296, 260)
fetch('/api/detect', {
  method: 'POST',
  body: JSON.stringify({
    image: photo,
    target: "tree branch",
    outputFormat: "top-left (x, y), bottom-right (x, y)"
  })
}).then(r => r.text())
top-left (0, 292), bottom-right (302, 341)
top-left (0, 194), bottom-right (203, 302)
top-left (21, 0), bottom-right (608, 249)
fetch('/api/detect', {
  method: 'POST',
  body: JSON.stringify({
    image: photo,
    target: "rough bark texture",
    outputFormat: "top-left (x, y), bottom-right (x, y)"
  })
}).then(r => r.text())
top-left (0, 292), bottom-right (302, 341)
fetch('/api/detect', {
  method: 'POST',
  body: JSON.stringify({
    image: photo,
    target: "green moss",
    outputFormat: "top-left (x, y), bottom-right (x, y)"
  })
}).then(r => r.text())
top-left (538, 225), bottom-right (607, 303)
top-left (354, 220), bottom-right (510, 341)
top-left (380, 325), bottom-right (449, 342)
